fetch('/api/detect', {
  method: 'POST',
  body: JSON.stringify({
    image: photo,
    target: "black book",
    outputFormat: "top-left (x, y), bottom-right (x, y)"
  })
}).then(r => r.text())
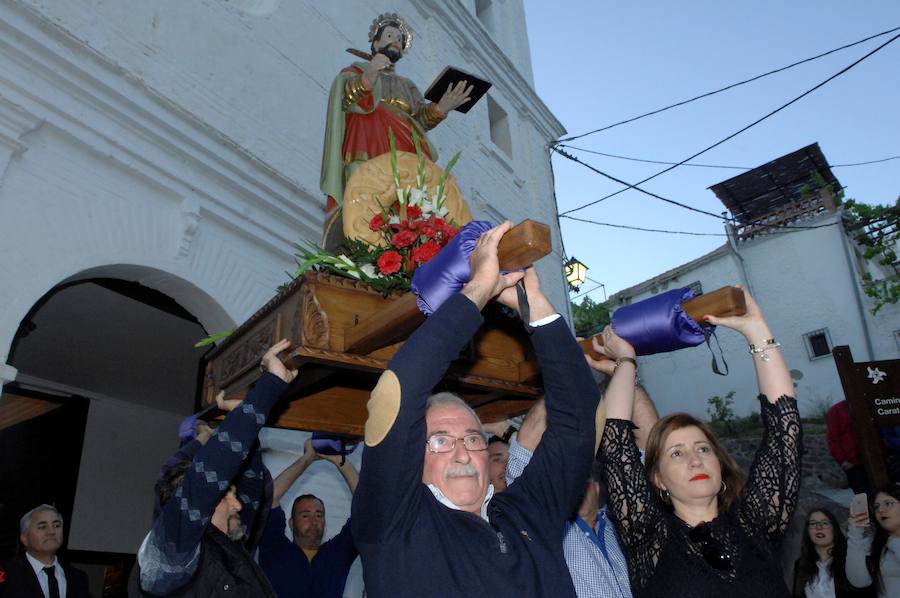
top-left (424, 66), bottom-right (492, 114)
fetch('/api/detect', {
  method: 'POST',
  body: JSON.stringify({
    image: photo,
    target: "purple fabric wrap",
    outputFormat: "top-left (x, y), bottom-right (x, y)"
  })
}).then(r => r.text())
top-left (311, 432), bottom-right (357, 456)
top-left (178, 414), bottom-right (198, 444)
top-left (410, 220), bottom-right (496, 316)
top-left (610, 287), bottom-right (709, 355)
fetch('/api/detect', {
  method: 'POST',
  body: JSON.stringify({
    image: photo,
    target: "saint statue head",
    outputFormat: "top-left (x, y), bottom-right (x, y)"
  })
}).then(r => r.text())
top-left (369, 13), bottom-right (413, 64)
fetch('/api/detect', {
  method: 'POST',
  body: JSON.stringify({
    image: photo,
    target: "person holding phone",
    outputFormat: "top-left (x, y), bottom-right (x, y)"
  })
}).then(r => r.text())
top-left (846, 483), bottom-right (900, 597)
top-left (792, 507), bottom-right (873, 597)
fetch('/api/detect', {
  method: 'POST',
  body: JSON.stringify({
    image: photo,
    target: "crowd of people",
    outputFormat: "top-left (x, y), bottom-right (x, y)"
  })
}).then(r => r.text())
top-left (3, 222), bottom-right (899, 597)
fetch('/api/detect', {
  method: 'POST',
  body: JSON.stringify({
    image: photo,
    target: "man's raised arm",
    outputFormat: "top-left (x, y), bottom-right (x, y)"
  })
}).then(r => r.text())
top-left (352, 222), bottom-right (525, 543)
top-left (498, 269), bottom-right (601, 524)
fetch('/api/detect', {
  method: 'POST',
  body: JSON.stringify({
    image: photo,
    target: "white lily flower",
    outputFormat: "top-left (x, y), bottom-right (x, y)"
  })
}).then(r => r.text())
top-left (360, 263), bottom-right (379, 278)
top-left (338, 254), bottom-right (357, 268)
top-left (409, 188), bottom-right (426, 206)
top-left (388, 215), bottom-right (400, 225)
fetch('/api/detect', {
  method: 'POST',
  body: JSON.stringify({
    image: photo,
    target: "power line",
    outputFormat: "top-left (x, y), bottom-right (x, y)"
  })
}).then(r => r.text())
top-left (558, 31), bottom-right (900, 217)
top-left (559, 145), bottom-right (748, 169)
top-left (562, 214), bottom-right (727, 236)
top-left (558, 25), bottom-right (900, 143)
top-left (553, 147), bottom-right (728, 220)
top-left (833, 155), bottom-right (900, 168)
top-left (559, 145), bottom-right (900, 170)
top-left (561, 214), bottom-right (843, 237)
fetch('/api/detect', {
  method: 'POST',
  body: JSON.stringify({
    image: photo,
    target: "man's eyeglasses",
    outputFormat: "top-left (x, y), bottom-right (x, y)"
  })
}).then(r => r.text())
top-left (426, 433), bottom-right (488, 453)
top-left (688, 523), bottom-right (732, 571)
top-left (807, 520), bottom-right (832, 529)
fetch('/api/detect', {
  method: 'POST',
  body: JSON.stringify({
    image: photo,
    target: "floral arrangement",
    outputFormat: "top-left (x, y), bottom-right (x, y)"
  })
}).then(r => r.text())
top-left (195, 131), bottom-right (459, 347)
top-left (293, 130), bottom-right (462, 294)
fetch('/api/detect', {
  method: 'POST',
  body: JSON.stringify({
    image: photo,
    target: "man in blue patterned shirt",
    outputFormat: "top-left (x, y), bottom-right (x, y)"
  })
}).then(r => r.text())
top-left (129, 340), bottom-right (296, 598)
top-left (506, 398), bottom-right (633, 598)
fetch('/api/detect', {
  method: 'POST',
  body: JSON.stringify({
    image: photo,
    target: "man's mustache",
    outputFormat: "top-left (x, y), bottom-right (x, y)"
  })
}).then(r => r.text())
top-left (445, 464), bottom-right (479, 480)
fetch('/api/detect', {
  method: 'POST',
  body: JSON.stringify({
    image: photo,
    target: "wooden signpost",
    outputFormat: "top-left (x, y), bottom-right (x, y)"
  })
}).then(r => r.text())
top-left (832, 345), bottom-right (900, 490)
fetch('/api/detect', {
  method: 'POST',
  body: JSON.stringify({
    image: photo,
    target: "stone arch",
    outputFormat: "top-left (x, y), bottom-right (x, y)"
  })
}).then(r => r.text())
top-left (1, 263), bottom-right (236, 555)
top-left (5, 263), bottom-right (233, 413)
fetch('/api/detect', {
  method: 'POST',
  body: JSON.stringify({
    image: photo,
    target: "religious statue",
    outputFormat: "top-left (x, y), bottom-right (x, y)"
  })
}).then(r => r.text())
top-left (320, 12), bottom-right (473, 216)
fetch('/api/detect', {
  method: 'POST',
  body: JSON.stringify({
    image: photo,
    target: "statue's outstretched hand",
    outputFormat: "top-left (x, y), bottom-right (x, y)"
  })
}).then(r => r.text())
top-left (437, 80), bottom-right (473, 114)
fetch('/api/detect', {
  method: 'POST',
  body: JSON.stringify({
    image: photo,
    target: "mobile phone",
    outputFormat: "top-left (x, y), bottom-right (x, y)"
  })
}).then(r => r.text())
top-left (850, 493), bottom-right (869, 518)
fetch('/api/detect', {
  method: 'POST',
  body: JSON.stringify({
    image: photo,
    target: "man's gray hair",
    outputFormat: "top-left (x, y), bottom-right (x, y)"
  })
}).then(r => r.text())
top-left (20, 504), bottom-right (63, 535)
top-left (426, 392), bottom-right (484, 434)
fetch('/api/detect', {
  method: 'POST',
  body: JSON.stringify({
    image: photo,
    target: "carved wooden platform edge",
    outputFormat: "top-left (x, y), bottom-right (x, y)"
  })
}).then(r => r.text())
top-left (206, 270), bottom-right (406, 360)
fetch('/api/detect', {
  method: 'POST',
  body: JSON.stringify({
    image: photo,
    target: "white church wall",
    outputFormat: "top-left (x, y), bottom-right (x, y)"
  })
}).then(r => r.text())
top-left (0, 0), bottom-right (564, 561)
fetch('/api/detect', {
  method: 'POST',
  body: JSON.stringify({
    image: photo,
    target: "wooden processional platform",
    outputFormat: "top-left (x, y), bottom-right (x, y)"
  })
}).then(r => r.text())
top-left (203, 270), bottom-right (543, 436)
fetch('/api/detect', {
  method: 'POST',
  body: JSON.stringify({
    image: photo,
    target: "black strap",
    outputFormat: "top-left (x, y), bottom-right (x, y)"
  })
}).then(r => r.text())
top-left (704, 327), bottom-right (729, 376)
top-left (501, 425), bottom-right (518, 444)
top-left (516, 282), bottom-right (534, 334)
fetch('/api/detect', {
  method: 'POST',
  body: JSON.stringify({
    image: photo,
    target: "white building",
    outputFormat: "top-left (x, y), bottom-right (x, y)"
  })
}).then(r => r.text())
top-left (0, 0), bottom-right (565, 588)
top-left (607, 144), bottom-right (900, 420)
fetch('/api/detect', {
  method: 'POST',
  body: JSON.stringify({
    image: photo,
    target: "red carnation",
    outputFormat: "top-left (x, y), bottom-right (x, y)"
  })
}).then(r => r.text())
top-left (420, 224), bottom-right (437, 239)
top-left (406, 205), bottom-right (422, 219)
top-left (412, 240), bottom-right (442, 265)
top-left (369, 213), bottom-right (385, 232)
top-left (391, 229), bottom-right (417, 249)
top-left (377, 250), bottom-right (402, 275)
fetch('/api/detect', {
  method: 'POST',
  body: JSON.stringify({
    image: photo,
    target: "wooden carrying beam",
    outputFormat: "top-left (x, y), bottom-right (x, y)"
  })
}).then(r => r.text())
top-left (578, 286), bottom-right (746, 360)
top-left (343, 219), bottom-right (551, 355)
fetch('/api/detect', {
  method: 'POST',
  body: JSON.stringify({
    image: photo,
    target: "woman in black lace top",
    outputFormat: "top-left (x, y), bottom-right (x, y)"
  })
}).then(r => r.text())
top-left (595, 286), bottom-right (802, 598)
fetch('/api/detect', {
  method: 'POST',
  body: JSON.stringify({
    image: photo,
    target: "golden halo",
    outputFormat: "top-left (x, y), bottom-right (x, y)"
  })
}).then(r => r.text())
top-left (368, 12), bottom-right (413, 52)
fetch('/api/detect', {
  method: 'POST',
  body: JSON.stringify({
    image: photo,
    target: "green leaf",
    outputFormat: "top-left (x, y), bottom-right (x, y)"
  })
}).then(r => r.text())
top-left (195, 330), bottom-right (233, 347)
top-left (436, 150), bottom-right (462, 208)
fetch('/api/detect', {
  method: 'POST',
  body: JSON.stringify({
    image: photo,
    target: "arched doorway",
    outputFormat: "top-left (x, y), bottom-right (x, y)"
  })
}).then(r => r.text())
top-left (0, 266), bottom-right (230, 575)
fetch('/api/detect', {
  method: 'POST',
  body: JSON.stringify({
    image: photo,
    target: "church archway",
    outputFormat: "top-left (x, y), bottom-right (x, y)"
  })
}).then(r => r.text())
top-left (1, 265), bottom-right (231, 561)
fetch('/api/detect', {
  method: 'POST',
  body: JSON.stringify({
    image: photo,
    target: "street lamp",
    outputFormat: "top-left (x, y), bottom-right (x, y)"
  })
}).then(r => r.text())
top-left (564, 257), bottom-right (588, 292)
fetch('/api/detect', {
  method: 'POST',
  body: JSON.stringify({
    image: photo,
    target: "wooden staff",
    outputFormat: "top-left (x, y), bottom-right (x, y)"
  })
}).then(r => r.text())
top-left (343, 220), bottom-right (551, 355)
top-left (578, 286), bottom-right (746, 361)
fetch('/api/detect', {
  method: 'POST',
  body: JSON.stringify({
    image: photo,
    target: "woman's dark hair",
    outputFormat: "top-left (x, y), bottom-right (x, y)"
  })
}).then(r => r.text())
top-left (868, 482), bottom-right (900, 593)
top-left (794, 508), bottom-right (857, 595)
top-left (644, 413), bottom-right (745, 512)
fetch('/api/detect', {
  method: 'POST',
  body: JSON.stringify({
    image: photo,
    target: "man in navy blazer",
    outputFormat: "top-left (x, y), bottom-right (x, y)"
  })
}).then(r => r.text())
top-left (0, 505), bottom-right (91, 598)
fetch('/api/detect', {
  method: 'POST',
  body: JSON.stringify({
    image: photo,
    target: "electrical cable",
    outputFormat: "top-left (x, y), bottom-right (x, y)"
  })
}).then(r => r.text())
top-left (562, 214), bottom-right (728, 236)
top-left (554, 147), bottom-right (728, 220)
top-left (558, 145), bottom-right (900, 170)
top-left (558, 25), bottom-right (900, 143)
top-left (560, 214), bottom-right (843, 237)
top-left (558, 31), bottom-right (900, 217)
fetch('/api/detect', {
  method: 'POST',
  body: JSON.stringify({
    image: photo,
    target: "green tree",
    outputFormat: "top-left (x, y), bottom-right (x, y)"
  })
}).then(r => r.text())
top-left (571, 295), bottom-right (611, 337)
top-left (801, 175), bottom-right (898, 315)
top-left (841, 195), bottom-right (899, 314)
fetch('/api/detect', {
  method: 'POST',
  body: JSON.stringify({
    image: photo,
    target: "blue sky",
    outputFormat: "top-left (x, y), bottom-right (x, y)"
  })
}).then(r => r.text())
top-left (524, 1), bottom-right (900, 301)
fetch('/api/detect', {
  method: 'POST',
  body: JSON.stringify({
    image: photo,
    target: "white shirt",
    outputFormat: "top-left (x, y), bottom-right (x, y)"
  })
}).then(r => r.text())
top-left (804, 559), bottom-right (835, 598)
top-left (25, 552), bottom-right (67, 598)
top-left (427, 483), bottom-right (495, 521)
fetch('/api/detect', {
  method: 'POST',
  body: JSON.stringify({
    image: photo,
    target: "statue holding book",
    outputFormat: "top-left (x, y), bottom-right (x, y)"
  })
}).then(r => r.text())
top-left (320, 12), bottom-right (482, 217)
